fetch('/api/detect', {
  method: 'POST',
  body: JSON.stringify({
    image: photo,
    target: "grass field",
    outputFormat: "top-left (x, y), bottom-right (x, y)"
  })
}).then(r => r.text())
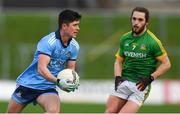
top-left (1, 101), bottom-right (180, 113)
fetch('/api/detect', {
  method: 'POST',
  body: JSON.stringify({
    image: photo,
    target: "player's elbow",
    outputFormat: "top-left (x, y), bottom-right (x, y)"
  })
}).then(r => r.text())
top-left (165, 60), bottom-right (171, 71)
top-left (163, 56), bottom-right (171, 71)
top-left (166, 61), bottom-right (171, 70)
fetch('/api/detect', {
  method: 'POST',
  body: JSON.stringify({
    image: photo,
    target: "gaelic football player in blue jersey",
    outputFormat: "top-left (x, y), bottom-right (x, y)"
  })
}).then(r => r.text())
top-left (105, 7), bottom-right (171, 113)
top-left (7, 9), bottom-right (81, 113)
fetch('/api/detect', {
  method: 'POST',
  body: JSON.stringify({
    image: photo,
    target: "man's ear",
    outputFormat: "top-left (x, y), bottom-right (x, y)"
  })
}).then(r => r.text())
top-left (62, 23), bottom-right (66, 29)
top-left (62, 23), bottom-right (70, 29)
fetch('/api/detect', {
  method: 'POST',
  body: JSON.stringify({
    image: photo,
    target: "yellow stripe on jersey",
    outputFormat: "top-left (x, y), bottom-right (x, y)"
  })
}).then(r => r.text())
top-left (147, 30), bottom-right (167, 57)
top-left (115, 49), bottom-right (124, 62)
top-left (122, 31), bottom-right (132, 37)
top-left (156, 53), bottom-right (167, 61)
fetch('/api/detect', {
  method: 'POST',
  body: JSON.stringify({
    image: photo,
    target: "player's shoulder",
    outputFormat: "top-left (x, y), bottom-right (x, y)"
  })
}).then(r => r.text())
top-left (122, 31), bottom-right (132, 37)
top-left (120, 31), bottom-right (132, 41)
top-left (146, 30), bottom-right (162, 44)
top-left (70, 38), bottom-right (80, 50)
top-left (39, 32), bottom-right (57, 46)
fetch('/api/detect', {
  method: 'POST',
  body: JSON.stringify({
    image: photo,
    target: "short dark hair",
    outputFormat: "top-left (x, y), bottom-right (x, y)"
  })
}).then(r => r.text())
top-left (131, 7), bottom-right (149, 22)
top-left (58, 9), bottom-right (81, 29)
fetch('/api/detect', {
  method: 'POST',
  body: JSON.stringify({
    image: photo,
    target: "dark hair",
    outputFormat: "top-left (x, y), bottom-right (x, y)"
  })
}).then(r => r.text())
top-left (58, 9), bottom-right (81, 29)
top-left (131, 7), bottom-right (149, 22)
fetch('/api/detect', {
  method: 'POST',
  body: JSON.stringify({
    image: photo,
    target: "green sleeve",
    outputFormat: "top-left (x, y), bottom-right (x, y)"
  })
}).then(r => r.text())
top-left (119, 36), bottom-right (125, 57)
top-left (152, 39), bottom-right (167, 57)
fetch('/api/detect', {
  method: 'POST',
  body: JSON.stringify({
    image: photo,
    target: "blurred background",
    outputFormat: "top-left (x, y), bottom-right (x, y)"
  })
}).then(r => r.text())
top-left (0, 0), bottom-right (180, 113)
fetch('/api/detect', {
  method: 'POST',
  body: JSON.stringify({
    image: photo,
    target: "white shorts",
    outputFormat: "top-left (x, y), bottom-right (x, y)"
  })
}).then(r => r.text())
top-left (111, 80), bottom-right (150, 106)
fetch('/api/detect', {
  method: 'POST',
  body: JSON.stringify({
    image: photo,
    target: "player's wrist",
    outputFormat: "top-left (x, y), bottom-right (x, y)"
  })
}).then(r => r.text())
top-left (114, 76), bottom-right (125, 91)
top-left (149, 75), bottom-right (155, 81)
top-left (56, 78), bottom-right (60, 85)
top-left (115, 76), bottom-right (126, 84)
top-left (150, 76), bottom-right (154, 82)
top-left (115, 76), bottom-right (122, 81)
top-left (115, 76), bottom-right (121, 79)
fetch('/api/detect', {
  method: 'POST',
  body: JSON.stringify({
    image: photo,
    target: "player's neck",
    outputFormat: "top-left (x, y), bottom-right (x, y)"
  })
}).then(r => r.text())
top-left (60, 31), bottom-right (71, 46)
top-left (133, 28), bottom-right (147, 37)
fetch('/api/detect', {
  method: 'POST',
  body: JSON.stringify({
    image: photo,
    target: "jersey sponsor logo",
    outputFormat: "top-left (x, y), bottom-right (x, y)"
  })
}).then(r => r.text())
top-left (124, 51), bottom-right (147, 58)
top-left (54, 49), bottom-right (72, 59)
top-left (49, 50), bottom-right (72, 70)
top-left (59, 50), bottom-right (71, 58)
top-left (65, 51), bottom-right (71, 58)
top-left (60, 49), bottom-right (66, 55)
top-left (49, 59), bottom-right (65, 70)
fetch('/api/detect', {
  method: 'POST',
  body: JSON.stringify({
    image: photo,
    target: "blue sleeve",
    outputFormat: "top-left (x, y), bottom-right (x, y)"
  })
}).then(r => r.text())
top-left (37, 38), bottom-right (54, 56)
top-left (70, 45), bottom-right (80, 60)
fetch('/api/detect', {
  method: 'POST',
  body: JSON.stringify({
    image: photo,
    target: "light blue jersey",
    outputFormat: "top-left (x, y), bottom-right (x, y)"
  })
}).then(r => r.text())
top-left (16, 30), bottom-right (80, 90)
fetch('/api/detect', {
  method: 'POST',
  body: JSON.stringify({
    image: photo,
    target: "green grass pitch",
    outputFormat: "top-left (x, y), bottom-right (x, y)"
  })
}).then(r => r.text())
top-left (1, 101), bottom-right (180, 113)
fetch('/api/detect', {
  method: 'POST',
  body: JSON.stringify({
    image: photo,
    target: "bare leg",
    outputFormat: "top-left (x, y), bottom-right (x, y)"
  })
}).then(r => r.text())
top-left (120, 100), bottom-right (140, 113)
top-left (37, 93), bottom-right (60, 113)
top-left (105, 95), bottom-right (127, 114)
top-left (7, 99), bottom-right (26, 113)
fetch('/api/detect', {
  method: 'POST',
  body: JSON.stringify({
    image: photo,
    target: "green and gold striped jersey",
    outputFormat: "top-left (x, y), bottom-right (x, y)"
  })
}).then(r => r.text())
top-left (115, 30), bottom-right (167, 82)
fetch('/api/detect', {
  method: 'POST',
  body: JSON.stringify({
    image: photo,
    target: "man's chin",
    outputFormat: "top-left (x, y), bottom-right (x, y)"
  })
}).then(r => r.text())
top-left (72, 34), bottom-right (78, 38)
top-left (133, 29), bottom-right (139, 33)
top-left (133, 28), bottom-right (145, 35)
top-left (135, 31), bottom-right (140, 34)
top-left (133, 31), bottom-right (142, 36)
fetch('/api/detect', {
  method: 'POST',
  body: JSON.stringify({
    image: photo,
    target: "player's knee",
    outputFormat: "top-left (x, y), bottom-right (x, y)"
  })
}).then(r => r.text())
top-left (105, 107), bottom-right (119, 113)
top-left (6, 103), bottom-right (24, 113)
top-left (6, 109), bottom-right (13, 113)
top-left (46, 107), bottom-right (60, 113)
top-left (7, 108), bottom-right (21, 113)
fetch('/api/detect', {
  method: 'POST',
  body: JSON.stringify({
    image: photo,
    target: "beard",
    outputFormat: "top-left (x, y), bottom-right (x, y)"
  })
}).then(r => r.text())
top-left (132, 24), bottom-right (146, 36)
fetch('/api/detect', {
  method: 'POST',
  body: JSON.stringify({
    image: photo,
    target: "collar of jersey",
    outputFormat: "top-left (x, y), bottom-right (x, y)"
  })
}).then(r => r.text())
top-left (131, 30), bottom-right (147, 39)
top-left (55, 28), bottom-right (72, 48)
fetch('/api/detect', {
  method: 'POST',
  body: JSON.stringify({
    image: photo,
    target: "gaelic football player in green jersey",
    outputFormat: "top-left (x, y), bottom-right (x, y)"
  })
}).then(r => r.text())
top-left (105, 7), bottom-right (171, 113)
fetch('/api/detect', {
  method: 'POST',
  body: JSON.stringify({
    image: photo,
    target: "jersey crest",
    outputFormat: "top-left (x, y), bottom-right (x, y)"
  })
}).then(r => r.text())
top-left (140, 44), bottom-right (146, 50)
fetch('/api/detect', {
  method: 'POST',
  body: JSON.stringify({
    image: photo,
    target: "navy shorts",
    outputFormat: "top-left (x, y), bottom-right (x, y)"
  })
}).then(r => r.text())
top-left (12, 85), bottom-right (58, 105)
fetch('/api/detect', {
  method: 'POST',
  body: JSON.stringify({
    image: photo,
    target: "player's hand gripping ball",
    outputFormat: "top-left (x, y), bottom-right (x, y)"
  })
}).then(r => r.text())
top-left (57, 69), bottom-right (80, 92)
